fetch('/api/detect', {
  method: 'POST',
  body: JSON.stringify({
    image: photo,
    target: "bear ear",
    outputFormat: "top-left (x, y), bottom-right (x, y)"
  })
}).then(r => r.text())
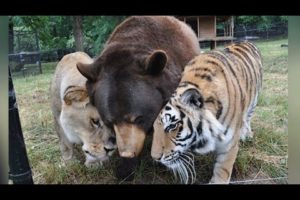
top-left (180, 88), bottom-right (203, 109)
top-left (77, 61), bottom-right (98, 82)
top-left (144, 50), bottom-right (168, 75)
top-left (63, 86), bottom-right (89, 105)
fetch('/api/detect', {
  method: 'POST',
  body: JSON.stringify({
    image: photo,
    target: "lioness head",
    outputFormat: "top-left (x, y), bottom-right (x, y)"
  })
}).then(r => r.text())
top-left (60, 86), bottom-right (117, 165)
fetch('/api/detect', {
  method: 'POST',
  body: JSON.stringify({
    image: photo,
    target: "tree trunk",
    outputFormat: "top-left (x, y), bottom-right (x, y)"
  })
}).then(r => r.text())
top-left (73, 16), bottom-right (84, 51)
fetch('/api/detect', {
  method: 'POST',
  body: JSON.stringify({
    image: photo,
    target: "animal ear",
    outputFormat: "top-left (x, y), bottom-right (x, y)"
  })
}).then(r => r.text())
top-left (63, 86), bottom-right (89, 105)
top-left (144, 50), bottom-right (168, 75)
top-left (77, 61), bottom-right (98, 82)
top-left (180, 88), bottom-right (203, 109)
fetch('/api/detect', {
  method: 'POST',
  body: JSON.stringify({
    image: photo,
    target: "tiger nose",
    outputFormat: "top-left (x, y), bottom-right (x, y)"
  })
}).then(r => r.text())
top-left (151, 152), bottom-right (163, 161)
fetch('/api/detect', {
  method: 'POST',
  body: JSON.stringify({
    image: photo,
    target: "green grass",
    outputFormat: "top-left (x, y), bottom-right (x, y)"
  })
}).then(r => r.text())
top-left (12, 38), bottom-right (288, 184)
top-left (233, 38), bottom-right (288, 184)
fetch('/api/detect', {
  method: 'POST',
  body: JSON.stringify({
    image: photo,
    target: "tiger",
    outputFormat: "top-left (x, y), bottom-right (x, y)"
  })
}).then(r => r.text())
top-left (151, 41), bottom-right (263, 184)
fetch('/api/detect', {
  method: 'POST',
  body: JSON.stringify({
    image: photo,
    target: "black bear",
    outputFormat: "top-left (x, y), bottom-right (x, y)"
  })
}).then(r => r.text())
top-left (77, 16), bottom-right (200, 178)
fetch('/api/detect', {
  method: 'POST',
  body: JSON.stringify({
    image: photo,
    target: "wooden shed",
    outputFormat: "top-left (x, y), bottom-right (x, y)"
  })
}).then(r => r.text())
top-left (177, 16), bottom-right (235, 49)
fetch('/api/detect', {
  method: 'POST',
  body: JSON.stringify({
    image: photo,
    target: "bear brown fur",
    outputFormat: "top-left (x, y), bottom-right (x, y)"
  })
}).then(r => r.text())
top-left (77, 16), bottom-right (200, 161)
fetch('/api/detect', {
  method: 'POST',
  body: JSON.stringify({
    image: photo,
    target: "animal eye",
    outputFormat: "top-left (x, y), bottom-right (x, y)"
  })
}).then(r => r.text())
top-left (166, 123), bottom-right (178, 133)
top-left (91, 118), bottom-right (101, 128)
top-left (134, 116), bottom-right (144, 125)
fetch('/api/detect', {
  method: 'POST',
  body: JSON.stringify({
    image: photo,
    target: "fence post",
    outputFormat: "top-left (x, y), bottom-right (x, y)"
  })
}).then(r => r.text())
top-left (9, 68), bottom-right (34, 184)
top-left (243, 25), bottom-right (247, 38)
top-left (35, 31), bottom-right (42, 74)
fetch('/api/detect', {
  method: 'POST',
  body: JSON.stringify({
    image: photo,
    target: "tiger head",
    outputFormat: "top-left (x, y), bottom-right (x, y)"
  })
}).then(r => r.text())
top-left (151, 85), bottom-right (225, 183)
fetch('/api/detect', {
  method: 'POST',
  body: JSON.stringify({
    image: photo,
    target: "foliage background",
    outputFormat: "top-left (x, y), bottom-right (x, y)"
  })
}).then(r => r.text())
top-left (10, 16), bottom-right (287, 56)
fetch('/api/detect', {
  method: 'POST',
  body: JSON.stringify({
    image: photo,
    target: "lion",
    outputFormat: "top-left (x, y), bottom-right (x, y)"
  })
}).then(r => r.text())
top-left (50, 52), bottom-right (117, 167)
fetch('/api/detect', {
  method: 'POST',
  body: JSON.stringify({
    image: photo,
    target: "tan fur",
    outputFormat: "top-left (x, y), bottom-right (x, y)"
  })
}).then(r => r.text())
top-left (113, 123), bottom-right (146, 158)
top-left (50, 52), bottom-right (116, 167)
top-left (151, 41), bottom-right (263, 184)
top-left (63, 87), bottom-right (89, 105)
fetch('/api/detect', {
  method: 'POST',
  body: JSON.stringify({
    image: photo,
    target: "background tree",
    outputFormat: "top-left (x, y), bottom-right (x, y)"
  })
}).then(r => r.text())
top-left (235, 16), bottom-right (288, 29)
top-left (83, 16), bottom-right (127, 55)
top-left (234, 16), bottom-right (288, 39)
top-left (11, 16), bottom-right (126, 56)
top-left (73, 16), bottom-right (84, 51)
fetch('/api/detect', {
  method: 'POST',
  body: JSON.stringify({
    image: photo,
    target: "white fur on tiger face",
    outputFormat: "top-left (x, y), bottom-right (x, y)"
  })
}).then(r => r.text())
top-left (153, 87), bottom-right (227, 184)
top-left (151, 41), bottom-right (263, 184)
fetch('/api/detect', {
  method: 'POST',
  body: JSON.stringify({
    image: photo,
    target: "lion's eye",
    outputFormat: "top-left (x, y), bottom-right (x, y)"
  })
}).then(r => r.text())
top-left (91, 118), bottom-right (101, 128)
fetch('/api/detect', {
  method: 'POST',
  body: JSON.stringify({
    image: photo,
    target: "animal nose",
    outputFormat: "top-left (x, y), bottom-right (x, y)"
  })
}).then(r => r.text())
top-left (104, 147), bottom-right (115, 153)
top-left (84, 150), bottom-right (90, 154)
top-left (152, 153), bottom-right (163, 161)
top-left (108, 137), bottom-right (116, 144)
top-left (120, 151), bottom-right (135, 158)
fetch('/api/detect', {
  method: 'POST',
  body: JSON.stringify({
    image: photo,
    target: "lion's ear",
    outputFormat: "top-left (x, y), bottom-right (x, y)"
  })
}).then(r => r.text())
top-left (63, 86), bottom-right (89, 105)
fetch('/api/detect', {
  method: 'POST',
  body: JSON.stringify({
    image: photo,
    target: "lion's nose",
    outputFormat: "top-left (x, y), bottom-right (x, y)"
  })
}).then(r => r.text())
top-left (104, 147), bottom-right (115, 153)
top-left (108, 137), bottom-right (116, 144)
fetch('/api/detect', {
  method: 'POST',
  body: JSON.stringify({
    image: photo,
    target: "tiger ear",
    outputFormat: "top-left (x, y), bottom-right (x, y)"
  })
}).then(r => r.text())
top-left (63, 86), bottom-right (89, 105)
top-left (180, 88), bottom-right (203, 109)
top-left (143, 50), bottom-right (168, 75)
top-left (77, 60), bottom-right (100, 82)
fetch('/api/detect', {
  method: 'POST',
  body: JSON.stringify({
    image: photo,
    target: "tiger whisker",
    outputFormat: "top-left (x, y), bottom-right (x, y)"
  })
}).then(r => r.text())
top-left (185, 151), bottom-right (195, 162)
top-left (180, 157), bottom-right (193, 184)
top-left (179, 159), bottom-right (189, 184)
top-left (176, 161), bottom-right (184, 184)
top-left (182, 152), bottom-right (196, 174)
top-left (172, 170), bottom-right (176, 181)
top-left (180, 155), bottom-right (196, 184)
top-left (181, 157), bottom-right (196, 183)
top-left (179, 162), bottom-right (185, 184)
top-left (181, 160), bottom-right (190, 184)
top-left (176, 163), bottom-right (182, 183)
top-left (181, 152), bottom-right (195, 166)
top-left (172, 168), bottom-right (178, 182)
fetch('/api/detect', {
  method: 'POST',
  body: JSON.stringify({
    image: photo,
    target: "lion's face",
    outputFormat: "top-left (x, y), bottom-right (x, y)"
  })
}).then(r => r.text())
top-left (80, 103), bottom-right (117, 162)
top-left (60, 88), bottom-right (117, 164)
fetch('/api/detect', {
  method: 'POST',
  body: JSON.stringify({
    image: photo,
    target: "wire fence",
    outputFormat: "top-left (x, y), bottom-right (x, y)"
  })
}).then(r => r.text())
top-left (8, 30), bottom-right (79, 77)
top-left (201, 23), bottom-right (288, 48)
top-left (233, 22), bottom-right (288, 40)
top-left (9, 23), bottom-right (288, 76)
top-left (9, 30), bottom-right (43, 77)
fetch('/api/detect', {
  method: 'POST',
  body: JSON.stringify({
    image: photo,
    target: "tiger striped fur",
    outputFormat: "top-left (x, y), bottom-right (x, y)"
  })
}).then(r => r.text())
top-left (151, 41), bottom-right (263, 184)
